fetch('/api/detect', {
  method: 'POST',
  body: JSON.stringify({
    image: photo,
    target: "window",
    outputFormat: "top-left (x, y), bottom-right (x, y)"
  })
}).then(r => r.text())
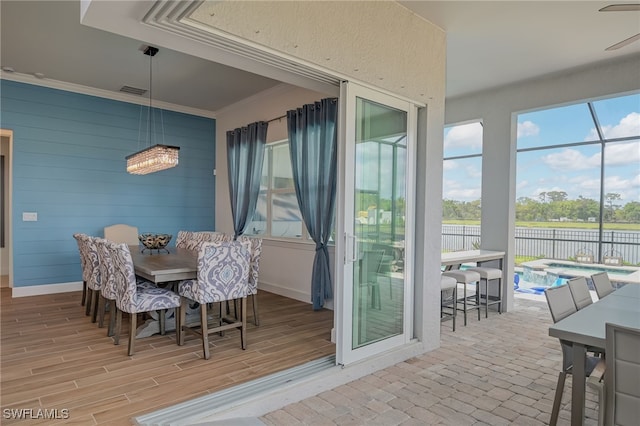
top-left (515, 92), bottom-right (640, 264)
top-left (442, 121), bottom-right (483, 252)
top-left (245, 141), bottom-right (307, 239)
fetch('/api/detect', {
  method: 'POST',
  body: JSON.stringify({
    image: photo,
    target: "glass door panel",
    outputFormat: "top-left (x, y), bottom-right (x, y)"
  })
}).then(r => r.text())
top-left (353, 97), bottom-right (407, 348)
top-left (337, 82), bottom-right (415, 365)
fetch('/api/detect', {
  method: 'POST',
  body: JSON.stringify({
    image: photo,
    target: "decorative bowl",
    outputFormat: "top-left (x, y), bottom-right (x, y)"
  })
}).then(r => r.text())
top-left (138, 233), bottom-right (172, 254)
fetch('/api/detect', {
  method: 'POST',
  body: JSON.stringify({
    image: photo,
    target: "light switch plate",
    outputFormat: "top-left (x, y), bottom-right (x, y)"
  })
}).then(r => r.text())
top-left (22, 212), bottom-right (38, 221)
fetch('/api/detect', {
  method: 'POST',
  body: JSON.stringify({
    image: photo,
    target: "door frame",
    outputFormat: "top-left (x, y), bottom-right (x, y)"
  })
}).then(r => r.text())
top-left (0, 129), bottom-right (13, 288)
top-left (335, 81), bottom-right (417, 366)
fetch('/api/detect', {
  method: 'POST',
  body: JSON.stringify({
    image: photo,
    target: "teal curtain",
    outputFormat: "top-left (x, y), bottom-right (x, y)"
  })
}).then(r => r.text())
top-left (227, 121), bottom-right (268, 239)
top-left (287, 98), bottom-right (338, 310)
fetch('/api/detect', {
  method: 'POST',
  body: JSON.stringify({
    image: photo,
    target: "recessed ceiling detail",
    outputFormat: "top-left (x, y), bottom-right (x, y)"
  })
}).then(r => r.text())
top-left (120, 86), bottom-right (147, 96)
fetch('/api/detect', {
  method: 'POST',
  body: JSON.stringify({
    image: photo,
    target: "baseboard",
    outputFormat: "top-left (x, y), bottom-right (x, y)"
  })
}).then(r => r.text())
top-left (12, 281), bottom-right (83, 298)
top-left (258, 280), bottom-right (310, 304)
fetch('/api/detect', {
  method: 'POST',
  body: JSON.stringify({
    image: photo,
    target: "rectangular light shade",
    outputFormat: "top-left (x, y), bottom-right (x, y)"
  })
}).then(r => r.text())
top-left (126, 144), bottom-right (180, 175)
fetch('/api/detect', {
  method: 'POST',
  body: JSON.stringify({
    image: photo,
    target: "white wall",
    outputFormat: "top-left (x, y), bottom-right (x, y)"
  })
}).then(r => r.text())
top-left (445, 54), bottom-right (640, 312)
top-left (207, 1), bottom-right (447, 350)
top-left (214, 84), bottom-right (335, 306)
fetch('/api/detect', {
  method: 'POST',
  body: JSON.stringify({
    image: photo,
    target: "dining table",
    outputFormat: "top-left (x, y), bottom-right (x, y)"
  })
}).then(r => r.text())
top-left (129, 246), bottom-right (197, 283)
top-left (548, 283), bottom-right (640, 425)
top-left (129, 246), bottom-right (198, 337)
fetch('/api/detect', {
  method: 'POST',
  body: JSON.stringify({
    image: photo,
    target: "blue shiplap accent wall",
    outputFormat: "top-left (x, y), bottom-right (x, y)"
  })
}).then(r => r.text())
top-left (0, 80), bottom-right (216, 287)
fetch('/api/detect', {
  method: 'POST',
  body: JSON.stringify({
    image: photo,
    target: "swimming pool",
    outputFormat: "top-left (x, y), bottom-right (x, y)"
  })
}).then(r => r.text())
top-left (543, 262), bottom-right (636, 276)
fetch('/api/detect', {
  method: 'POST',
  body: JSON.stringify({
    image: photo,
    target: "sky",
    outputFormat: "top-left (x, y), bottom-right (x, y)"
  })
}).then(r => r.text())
top-left (443, 93), bottom-right (640, 205)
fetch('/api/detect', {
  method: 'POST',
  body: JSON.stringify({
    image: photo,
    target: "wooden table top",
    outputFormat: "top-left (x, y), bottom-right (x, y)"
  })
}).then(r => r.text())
top-left (129, 246), bottom-right (197, 284)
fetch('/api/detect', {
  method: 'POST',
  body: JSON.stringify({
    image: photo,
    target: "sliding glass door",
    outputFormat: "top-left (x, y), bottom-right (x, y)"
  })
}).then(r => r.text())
top-left (337, 82), bottom-right (416, 365)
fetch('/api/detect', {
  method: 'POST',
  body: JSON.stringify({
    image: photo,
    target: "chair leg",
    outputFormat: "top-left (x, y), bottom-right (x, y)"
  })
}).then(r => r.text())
top-left (128, 313), bottom-right (137, 356)
top-left (476, 281), bottom-right (481, 321)
top-left (90, 291), bottom-right (99, 323)
top-left (107, 303), bottom-right (117, 337)
top-left (81, 280), bottom-right (87, 306)
top-left (240, 297), bottom-right (247, 350)
top-left (201, 303), bottom-right (210, 360)
top-left (159, 309), bottom-right (166, 335)
top-left (97, 294), bottom-right (106, 328)
top-left (178, 298), bottom-right (186, 346)
top-left (463, 282), bottom-right (468, 326)
top-left (550, 371), bottom-right (566, 426)
top-left (452, 286), bottom-right (457, 332)
top-left (251, 293), bottom-right (259, 326)
top-left (484, 279), bottom-right (489, 319)
top-left (85, 289), bottom-right (93, 316)
top-left (114, 309), bottom-right (122, 345)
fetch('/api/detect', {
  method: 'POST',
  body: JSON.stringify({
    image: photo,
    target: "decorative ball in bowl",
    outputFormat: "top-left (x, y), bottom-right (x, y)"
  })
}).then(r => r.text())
top-left (138, 233), bottom-right (172, 254)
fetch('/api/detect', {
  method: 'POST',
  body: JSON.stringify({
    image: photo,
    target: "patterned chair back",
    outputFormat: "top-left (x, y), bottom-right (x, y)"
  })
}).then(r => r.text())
top-left (181, 241), bottom-right (250, 304)
top-left (98, 239), bottom-right (119, 301)
top-left (237, 236), bottom-right (263, 296)
top-left (111, 242), bottom-right (141, 313)
top-left (85, 236), bottom-right (103, 291)
top-left (73, 233), bottom-right (91, 283)
top-left (176, 230), bottom-right (195, 249)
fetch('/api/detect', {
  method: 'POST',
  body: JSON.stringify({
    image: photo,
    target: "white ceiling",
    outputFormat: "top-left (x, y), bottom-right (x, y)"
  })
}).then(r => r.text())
top-left (1, 1), bottom-right (639, 113)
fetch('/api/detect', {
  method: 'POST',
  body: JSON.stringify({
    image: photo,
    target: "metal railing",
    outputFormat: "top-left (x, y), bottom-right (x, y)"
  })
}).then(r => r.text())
top-left (442, 225), bottom-right (640, 265)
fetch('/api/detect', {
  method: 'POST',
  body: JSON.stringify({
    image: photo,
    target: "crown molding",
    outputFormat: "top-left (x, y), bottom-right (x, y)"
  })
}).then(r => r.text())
top-left (0, 71), bottom-right (216, 119)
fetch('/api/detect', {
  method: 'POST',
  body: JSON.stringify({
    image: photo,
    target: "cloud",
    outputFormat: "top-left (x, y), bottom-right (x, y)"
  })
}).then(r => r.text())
top-left (443, 160), bottom-right (458, 171)
top-left (444, 188), bottom-right (481, 200)
top-left (465, 164), bottom-right (482, 179)
top-left (604, 141), bottom-right (640, 166)
top-left (517, 120), bottom-right (539, 138)
top-left (586, 112), bottom-right (640, 140)
top-left (444, 122), bottom-right (482, 150)
top-left (541, 148), bottom-right (595, 171)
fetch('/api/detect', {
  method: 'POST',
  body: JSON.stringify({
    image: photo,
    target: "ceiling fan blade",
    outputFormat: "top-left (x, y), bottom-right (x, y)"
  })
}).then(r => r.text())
top-left (605, 32), bottom-right (640, 50)
top-left (599, 4), bottom-right (640, 12)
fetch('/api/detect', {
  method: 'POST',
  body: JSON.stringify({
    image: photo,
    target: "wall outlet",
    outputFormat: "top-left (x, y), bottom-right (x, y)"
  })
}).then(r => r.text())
top-left (22, 212), bottom-right (38, 221)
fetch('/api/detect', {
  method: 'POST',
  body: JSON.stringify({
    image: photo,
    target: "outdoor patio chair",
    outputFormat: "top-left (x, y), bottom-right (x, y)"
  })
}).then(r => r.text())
top-left (591, 272), bottom-right (615, 299)
top-left (605, 323), bottom-right (640, 426)
top-left (467, 266), bottom-right (503, 317)
top-left (441, 275), bottom-right (457, 331)
top-left (567, 276), bottom-right (593, 310)
top-left (177, 241), bottom-right (250, 360)
top-left (544, 284), bottom-right (603, 426)
top-left (441, 269), bottom-right (481, 326)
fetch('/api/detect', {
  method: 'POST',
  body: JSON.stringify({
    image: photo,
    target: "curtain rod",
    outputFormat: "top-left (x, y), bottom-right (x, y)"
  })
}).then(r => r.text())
top-left (266, 114), bottom-right (287, 124)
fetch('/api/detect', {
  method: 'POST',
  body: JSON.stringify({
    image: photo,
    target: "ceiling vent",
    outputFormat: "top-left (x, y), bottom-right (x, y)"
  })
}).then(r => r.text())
top-left (120, 85), bottom-right (147, 96)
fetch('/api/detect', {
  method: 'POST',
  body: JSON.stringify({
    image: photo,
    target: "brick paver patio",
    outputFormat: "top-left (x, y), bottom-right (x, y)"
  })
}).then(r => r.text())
top-left (260, 295), bottom-right (601, 425)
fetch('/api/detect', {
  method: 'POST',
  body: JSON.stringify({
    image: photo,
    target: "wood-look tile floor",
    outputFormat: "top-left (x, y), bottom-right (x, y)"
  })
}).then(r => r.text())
top-left (0, 288), bottom-right (334, 425)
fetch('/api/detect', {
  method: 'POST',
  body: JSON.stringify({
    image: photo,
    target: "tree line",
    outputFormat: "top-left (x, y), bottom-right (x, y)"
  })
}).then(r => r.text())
top-left (442, 191), bottom-right (640, 222)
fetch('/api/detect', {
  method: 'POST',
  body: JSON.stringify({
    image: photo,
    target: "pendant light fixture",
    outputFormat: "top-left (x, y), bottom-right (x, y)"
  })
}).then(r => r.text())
top-left (126, 46), bottom-right (180, 175)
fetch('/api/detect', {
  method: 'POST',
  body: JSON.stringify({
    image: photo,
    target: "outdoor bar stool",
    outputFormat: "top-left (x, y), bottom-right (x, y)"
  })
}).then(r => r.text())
top-left (441, 275), bottom-right (458, 331)
top-left (467, 266), bottom-right (503, 317)
top-left (441, 270), bottom-right (481, 326)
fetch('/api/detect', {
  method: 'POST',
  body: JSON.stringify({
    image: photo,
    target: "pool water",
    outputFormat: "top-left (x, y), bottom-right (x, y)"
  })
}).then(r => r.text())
top-left (514, 272), bottom-right (566, 295)
top-left (544, 262), bottom-right (635, 276)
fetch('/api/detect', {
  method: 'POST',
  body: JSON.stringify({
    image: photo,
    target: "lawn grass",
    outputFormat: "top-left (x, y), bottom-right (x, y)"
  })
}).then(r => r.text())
top-left (443, 219), bottom-right (640, 231)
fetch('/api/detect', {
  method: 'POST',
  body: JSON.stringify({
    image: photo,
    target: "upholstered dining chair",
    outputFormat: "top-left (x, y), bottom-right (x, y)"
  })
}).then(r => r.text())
top-left (73, 233), bottom-right (90, 307)
top-left (544, 284), bottom-right (603, 426)
top-left (104, 223), bottom-right (139, 246)
top-left (177, 241), bottom-right (250, 360)
top-left (567, 276), bottom-right (593, 310)
top-left (176, 230), bottom-right (195, 249)
top-left (95, 238), bottom-right (116, 334)
top-left (237, 236), bottom-right (263, 326)
top-left (111, 242), bottom-right (181, 356)
top-left (83, 236), bottom-right (104, 322)
top-left (591, 272), bottom-right (615, 300)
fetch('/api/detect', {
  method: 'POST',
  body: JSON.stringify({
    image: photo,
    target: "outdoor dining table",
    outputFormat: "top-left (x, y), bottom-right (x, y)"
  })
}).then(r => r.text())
top-left (548, 283), bottom-right (640, 425)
